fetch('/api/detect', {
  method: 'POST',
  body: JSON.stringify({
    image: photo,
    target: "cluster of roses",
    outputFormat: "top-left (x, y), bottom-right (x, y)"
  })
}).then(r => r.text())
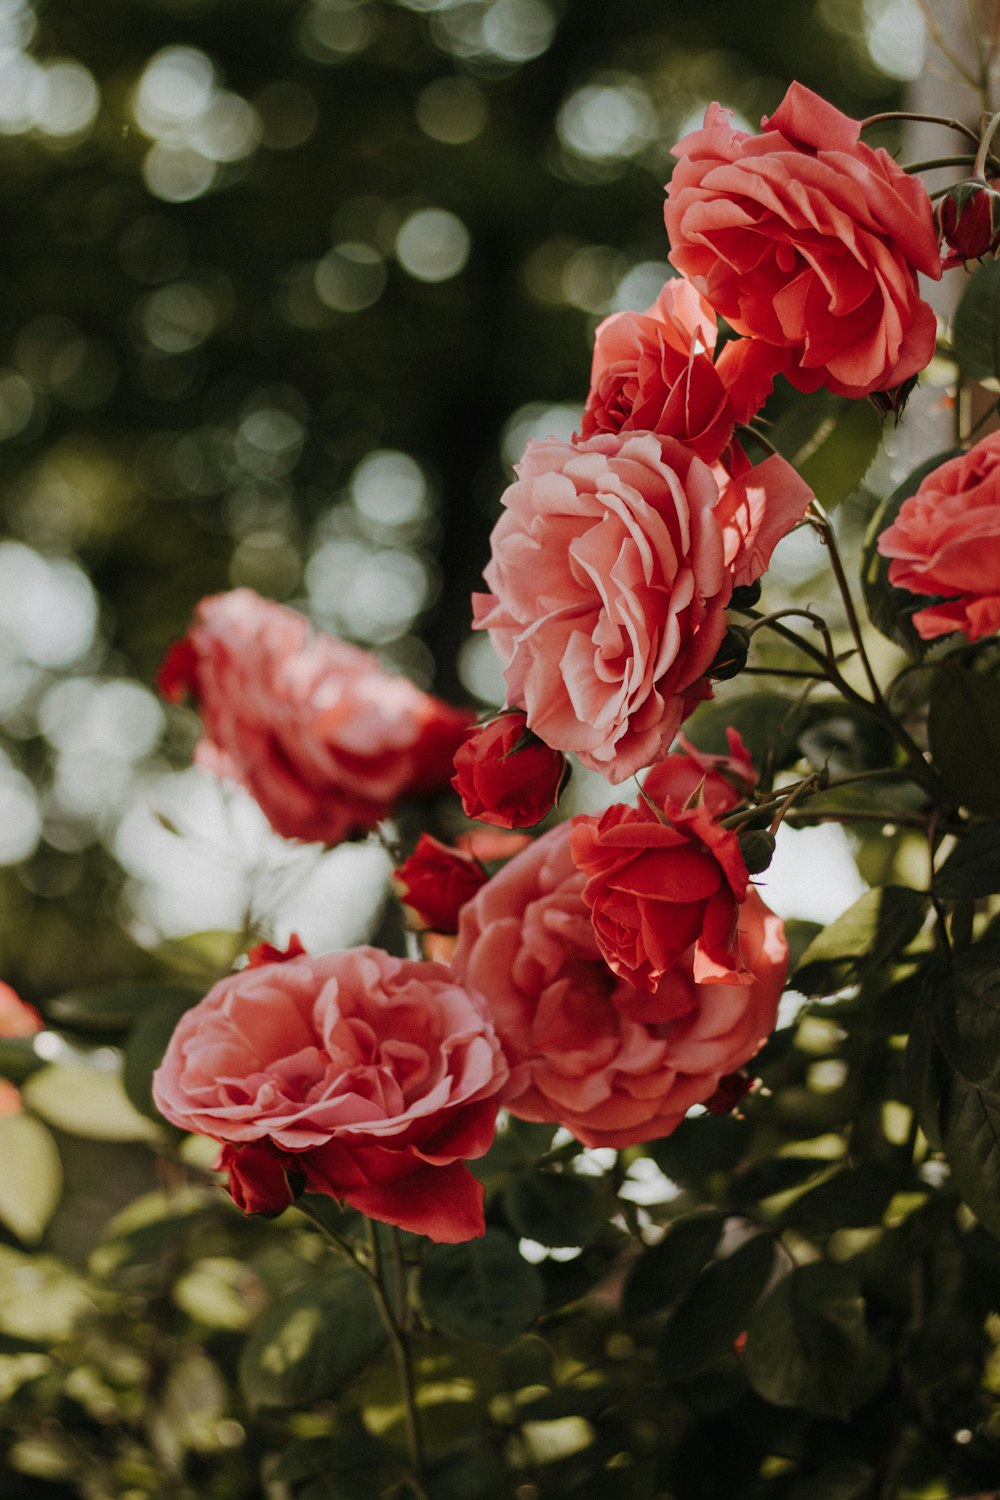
top-left (150, 82), bottom-right (1000, 1244)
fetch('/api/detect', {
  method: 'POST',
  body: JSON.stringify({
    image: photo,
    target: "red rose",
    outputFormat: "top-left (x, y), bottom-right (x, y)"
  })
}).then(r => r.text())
top-left (937, 179), bottom-right (1000, 269)
top-left (474, 433), bottom-right (811, 784)
top-left (452, 712), bottom-right (567, 828)
top-left (394, 834), bottom-right (489, 933)
top-left (450, 824), bottom-right (785, 1148)
top-left (158, 589), bottom-right (471, 846)
top-left (579, 277), bottom-right (780, 462)
top-left (570, 800), bottom-right (750, 994)
top-left (152, 945), bottom-right (509, 1242)
top-left (876, 431), bottom-right (1000, 641)
top-left (664, 83), bottom-right (940, 400)
top-left (642, 728), bottom-right (756, 816)
top-left (0, 981), bottom-right (43, 1118)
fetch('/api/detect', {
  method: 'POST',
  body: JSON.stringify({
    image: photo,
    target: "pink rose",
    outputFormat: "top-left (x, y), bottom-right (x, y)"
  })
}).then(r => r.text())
top-left (580, 277), bottom-right (781, 462)
top-left (664, 83), bottom-right (940, 400)
top-left (570, 799), bottom-right (751, 994)
top-left (152, 945), bottom-right (509, 1242)
top-left (473, 432), bottom-right (811, 782)
top-left (158, 589), bottom-right (471, 846)
top-left (450, 824), bottom-right (786, 1148)
top-left (876, 432), bottom-right (1000, 641)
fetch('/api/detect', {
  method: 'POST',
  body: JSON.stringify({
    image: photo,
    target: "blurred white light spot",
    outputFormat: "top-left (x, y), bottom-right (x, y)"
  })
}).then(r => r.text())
top-left (416, 77), bottom-right (487, 144)
top-left (756, 823), bottom-right (868, 926)
top-left (612, 261), bottom-right (672, 314)
top-left (133, 47), bottom-right (216, 137)
top-left (482, 0), bottom-right (555, 62)
top-left (35, 60), bottom-right (99, 138)
top-left (866, 0), bottom-right (925, 80)
top-left (143, 142), bottom-right (216, 203)
top-left (0, 53), bottom-right (43, 135)
top-left (501, 400), bottom-right (579, 468)
top-left (558, 80), bottom-right (656, 162)
top-left (307, 539), bottom-right (431, 643)
top-left (0, 371), bottom-right (33, 438)
top-left (350, 450), bottom-right (429, 528)
top-left (0, 754), bottom-right (40, 864)
top-left (395, 208), bottom-right (470, 283)
top-left (300, 0), bottom-right (378, 58)
top-left (0, 544), bottom-right (96, 667)
top-left (457, 633), bottom-right (505, 706)
top-left (40, 678), bottom-right (164, 761)
top-left (189, 91), bottom-right (261, 163)
top-left (141, 282), bottom-right (216, 353)
top-left (314, 243), bottom-right (386, 312)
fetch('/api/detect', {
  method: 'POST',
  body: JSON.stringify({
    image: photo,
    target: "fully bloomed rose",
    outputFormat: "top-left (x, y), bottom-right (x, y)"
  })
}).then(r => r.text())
top-left (876, 432), bottom-right (1000, 641)
top-left (159, 589), bottom-right (471, 846)
top-left (474, 432), bottom-right (811, 782)
top-left (570, 799), bottom-right (751, 994)
top-left (580, 277), bottom-right (779, 461)
top-left (664, 83), bottom-right (941, 401)
top-left (152, 946), bottom-right (509, 1242)
top-left (450, 824), bottom-right (785, 1148)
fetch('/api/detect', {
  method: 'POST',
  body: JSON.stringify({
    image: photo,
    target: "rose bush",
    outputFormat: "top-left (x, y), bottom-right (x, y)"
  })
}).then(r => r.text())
top-left (473, 432), bottom-right (811, 782)
top-left (664, 82), bottom-right (941, 400)
top-left (450, 822), bottom-right (786, 1146)
top-left (876, 429), bottom-right (1000, 640)
top-left (152, 946), bottom-right (509, 1241)
top-left (158, 588), bottom-right (470, 846)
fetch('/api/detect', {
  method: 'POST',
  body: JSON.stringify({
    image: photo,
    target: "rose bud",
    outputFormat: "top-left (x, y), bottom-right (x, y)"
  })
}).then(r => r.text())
top-left (703, 1070), bottom-right (754, 1114)
top-left (394, 833), bottom-right (489, 933)
top-left (937, 178), bottom-right (1000, 268)
top-left (452, 712), bottom-right (568, 829)
top-left (245, 933), bottom-right (307, 969)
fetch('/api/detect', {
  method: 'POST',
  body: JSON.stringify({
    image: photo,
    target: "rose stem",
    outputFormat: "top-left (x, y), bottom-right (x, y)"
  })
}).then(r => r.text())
top-left (858, 110), bottom-right (980, 146)
top-left (366, 1219), bottom-right (429, 1499)
top-left (975, 109), bottom-right (1000, 177)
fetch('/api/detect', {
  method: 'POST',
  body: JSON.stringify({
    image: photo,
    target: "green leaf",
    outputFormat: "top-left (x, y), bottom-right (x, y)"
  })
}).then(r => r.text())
top-left (953, 255), bottom-right (1000, 380)
top-left (504, 1170), bottom-right (606, 1248)
top-left (658, 1233), bottom-right (774, 1380)
top-left (928, 667), bottom-right (1000, 816)
top-left (729, 1156), bottom-right (827, 1209)
top-left (45, 981), bottom-right (201, 1037)
top-left (0, 1245), bottom-right (94, 1342)
top-left (153, 929), bottom-right (246, 980)
top-left (861, 451), bottom-right (960, 658)
top-left (683, 692), bottom-right (806, 776)
top-left (239, 1265), bottom-right (388, 1410)
top-left (22, 1063), bottom-right (162, 1142)
top-left (779, 1164), bottom-right (903, 1237)
top-left (419, 1229), bottom-right (544, 1345)
top-left (793, 886), bottom-right (928, 997)
top-left (745, 1262), bottom-right (889, 1417)
top-left (622, 1210), bottom-right (723, 1317)
top-left (0, 1113), bottom-right (62, 1244)
top-left (645, 1112), bottom-right (747, 1188)
top-left (796, 398), bottom-right (882, 510)
top-left (797, 703), bottom-right (895, 779)
top-left (936, 823), bottom-right (1000, 900)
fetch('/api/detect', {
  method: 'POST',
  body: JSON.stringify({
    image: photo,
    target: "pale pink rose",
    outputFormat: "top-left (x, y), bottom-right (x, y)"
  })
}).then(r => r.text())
top-left (158, 589), bottom-right (470, 845)
top-left (450, 824), bottom-right (786, 1148)
top-left (580, 278), bottom-right (781, 462)
top-left (664, 84), bottom-right (941, 400)
top-left (473, 433), bottom-right (811, 782)
top-left (152, 946), bottom-right (509, 1242)
top-left (876, 432), bottom-right (1000, 641)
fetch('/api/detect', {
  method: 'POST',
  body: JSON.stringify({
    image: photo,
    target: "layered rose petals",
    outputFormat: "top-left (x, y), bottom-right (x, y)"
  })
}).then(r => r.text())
top-left (159, 589), bottom-right (471, 847)
top-left (452, 711), bottom-right (568, 828)
top-left (450, 824), bottom-right (785, 1148)
top-left (152, 946), bottom-right (509, 1242)
top-left (664, 83), bottom-right (940, 400)
top-left (877, 431), bottom-right (1000, 641)
top-left (395, 834), bottom-right (489, 934)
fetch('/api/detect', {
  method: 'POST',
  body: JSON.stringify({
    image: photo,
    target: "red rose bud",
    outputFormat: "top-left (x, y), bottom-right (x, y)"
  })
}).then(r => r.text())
top-left (245, 933), bottom-right (307, 969)
top-left (937, 178), bottom-right (1000, 268)
top-left (703, 1070), bottom-right (754, 1114)
top-left (215, 1140), bottom-right (299, 1216)
top-left (394, 834), bottom-right (488, 933)
top-left (156, 636), bottom-right (199, 703)
top-left (452, 712), bottom-right (568, 829)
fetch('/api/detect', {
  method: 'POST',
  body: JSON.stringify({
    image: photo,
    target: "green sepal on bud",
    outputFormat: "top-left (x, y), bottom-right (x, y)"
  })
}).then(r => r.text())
top-left (738, 829), bottom-right (776, 875)
top-left (707, 625), bottom-right (750, 682)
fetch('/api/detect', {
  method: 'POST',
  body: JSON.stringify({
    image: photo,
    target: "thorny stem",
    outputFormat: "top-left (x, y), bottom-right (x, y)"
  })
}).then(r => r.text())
top-left (720, 768), bottom-right (924, 833)
top-left (859, 110), bottom-right (982, 147)
top-left (808, 502), bottom-right (882, 703)
top-left (902, 153), bottom-right (982, 174)
top-left (975, 108), bottom-right (1000, 176)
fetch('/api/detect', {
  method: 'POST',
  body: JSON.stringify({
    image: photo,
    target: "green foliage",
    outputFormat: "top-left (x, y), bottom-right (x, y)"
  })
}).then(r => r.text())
top-left (928, 665), bottom-right (1000, 815)
top-left (503, 1169), bottom-right (607, 1248)
top-left (793, 886), bottom-right (928, 997)
top-left (953, 255), bottom-right (1000, 380)
top-left (935, 821), bottom-right (1000, 899)
top-left (419, 1230), bottom-right (544, 1345)
top-left (658, 1233), bottom-right (775, 1380)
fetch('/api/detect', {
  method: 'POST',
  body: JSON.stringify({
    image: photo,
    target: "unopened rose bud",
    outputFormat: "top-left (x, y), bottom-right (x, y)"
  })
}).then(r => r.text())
top-left (738, 829), bottom-right (776, 874)
top-left (394, 833), bottom-right (488, 934)
top-left (452, 711), bottom-right (568, 829)
top-left (707, 625), bottom-right (750, 682)
top-left (729, 580), bottom-right (762, 612)
top-left (937, 178), bottom-right (1000, 268)
top-left (703, 1070), bottom-right (755, 1114)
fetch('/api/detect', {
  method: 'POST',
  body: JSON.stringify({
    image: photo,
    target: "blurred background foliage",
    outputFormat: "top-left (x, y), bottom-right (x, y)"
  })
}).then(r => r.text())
top-left (0, 0), bottom-right (916, 998)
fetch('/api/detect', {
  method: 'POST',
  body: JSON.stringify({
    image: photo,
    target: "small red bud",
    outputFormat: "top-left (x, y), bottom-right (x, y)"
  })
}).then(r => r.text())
top-left (937, 178), bottom-right (1000, 268)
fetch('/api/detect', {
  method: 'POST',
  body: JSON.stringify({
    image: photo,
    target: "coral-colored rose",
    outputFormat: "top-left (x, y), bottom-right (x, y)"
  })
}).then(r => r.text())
top-left (664, 83), bottom-right (940, 400)
top-left (450, 824), bottom-right (785, 1148)
top-left (395, 834), bottom-right (488, 933)
top-left (474, 433), bottom-right (811, 783)
top-left (152, 946), bottom-right (509, 1242)
top-left (452, 712), bottom-right (567, 828)
top-left (0, 981), bottom-right (42, 1118)
top-left (159, 589), bottom-right (471, 846)
top-left (570, 800), bottom-right (750, 994)
top-left (876, 432), bottom-right (1000, 641)
top-left (580, 277), bottom-right (781, 461)
top-left (642, 728), bottom-right (757, 816)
